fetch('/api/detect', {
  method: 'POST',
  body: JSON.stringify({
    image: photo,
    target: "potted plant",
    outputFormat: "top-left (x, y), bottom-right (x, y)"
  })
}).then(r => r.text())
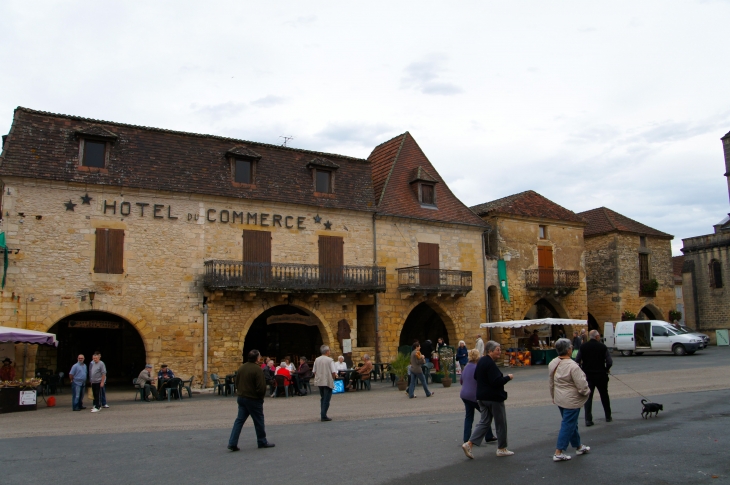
top-left (621, 310), bottom-right (636, 321)
top-left (438, 347), bottom-right (455, 387)
top-left (389, 352), bottom-right (410, 391)
top-left (642, 279), bottom-right (659, 294)
top-left (668, 309), bottom-right (682, 322)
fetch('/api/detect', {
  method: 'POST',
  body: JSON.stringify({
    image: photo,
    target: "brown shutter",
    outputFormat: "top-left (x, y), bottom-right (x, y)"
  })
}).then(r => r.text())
top-left (242, 230), bottom-right (272, 285)
top-left (94, 229), bottom-right (109, 273)
top-left (107, 229), bottom-right (125, 274)
top-left (418, 242), bottom-right (439, 286)
top-left (319, 236), bottom-right (343, 285)
top-left (537, 246), bottom-right (554, 286)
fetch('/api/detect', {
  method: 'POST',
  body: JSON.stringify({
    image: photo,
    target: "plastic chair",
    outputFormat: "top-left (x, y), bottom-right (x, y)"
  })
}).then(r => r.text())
top-left (210, 374), bottom-right (227, 395)
top-left (273, 375), bottom-right (290, 398)
top-left (181, 377), bottom-right (194, 398)
top-left (165, 378), bottom-right (183, 401)
top-left (133, 379), bottom-right (146, 402)
top-left (298, 377), bottom-right (312, 395)
top-left (358, 377), bottom-right (371, 391)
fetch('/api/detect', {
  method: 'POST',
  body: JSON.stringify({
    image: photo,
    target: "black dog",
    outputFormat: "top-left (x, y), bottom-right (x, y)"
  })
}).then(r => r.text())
top-left (641, 399), bottom-right (663, 418)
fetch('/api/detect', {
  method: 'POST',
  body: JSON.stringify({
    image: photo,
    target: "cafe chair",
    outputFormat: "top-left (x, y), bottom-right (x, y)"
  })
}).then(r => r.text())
top-left (165, 378), bottom-right (183, 401)
top-left (133, 379), bottom-right (146, 402)
top-left (273, 375), bottom-right (291, 398)
top-left (210, 374), bottom-right (228, 396)
top-left (181, 376), bottom-right (194, 398)
top-left (358, 377), bottom-right (371, 391)
top-left (299, 377), bottom-right (312, 395)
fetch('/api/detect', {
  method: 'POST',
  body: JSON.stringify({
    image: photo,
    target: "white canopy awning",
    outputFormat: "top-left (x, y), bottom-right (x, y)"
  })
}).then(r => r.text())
top-left (480, 318), bottom-right (587, 329)
top-left (0, 326), bottom-right (59, 346)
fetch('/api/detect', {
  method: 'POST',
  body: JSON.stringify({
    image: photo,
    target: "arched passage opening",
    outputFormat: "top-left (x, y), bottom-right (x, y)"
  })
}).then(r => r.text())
top-left (43, 311), bottom-right (146, 385)
top-left (399, 302), bottom-right (451, 349)
top-left (243, 305), bottom-right (323, 364)
top-left (587, 313), bottom-right (599, 332)
top-left (524, 298), bottom-right (570, 340)
top-left (638, 305), bottom-right (661, 320)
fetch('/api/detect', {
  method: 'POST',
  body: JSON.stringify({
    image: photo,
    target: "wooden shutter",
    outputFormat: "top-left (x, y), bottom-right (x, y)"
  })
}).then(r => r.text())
top-left (319, 236), bottom-right (343, 285)
top-left (639, 253), bottom-right (649, 282)
top-left (418, 242), bottom-right (439, 286)
top-left (242, 230), bottom-right (271, 286)
top-left (537, 246), bottom-right (553, 286)
top-left (107, 229), bottom-right (124, 274)
top-left (94, 229), bottom-right (109, 273)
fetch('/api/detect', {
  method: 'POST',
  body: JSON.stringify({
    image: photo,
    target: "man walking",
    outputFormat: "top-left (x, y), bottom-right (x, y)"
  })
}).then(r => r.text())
top-left (475, 334), bottom-right (485, 356)
top-left (462, 340), bottom-right (515, 459)
top-left (88, 352), bottom-right (106, 413)
top-left (576, 329), bottom-right (612, 426)
top-left (312, 345), bottom-right (337, 421)
top-left (408, 342), bottom-right (434, 398)
top-left (69, 354), bottom-right (87, 411)
top-left (227, 349), bottom-right (274, 451)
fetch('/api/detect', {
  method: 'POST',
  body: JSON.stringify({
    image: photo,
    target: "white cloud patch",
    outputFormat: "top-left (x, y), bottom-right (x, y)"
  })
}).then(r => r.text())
top-left (401, 53), bottom-right (463, 96)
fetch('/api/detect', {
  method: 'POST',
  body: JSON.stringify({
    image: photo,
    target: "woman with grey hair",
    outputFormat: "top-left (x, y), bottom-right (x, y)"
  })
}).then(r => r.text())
top-left (549, 338), bottom-right (591, 462)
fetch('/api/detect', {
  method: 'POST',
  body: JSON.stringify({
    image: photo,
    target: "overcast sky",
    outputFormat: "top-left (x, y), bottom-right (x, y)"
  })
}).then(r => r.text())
top-left (1, 1), bottom-right (729, 255)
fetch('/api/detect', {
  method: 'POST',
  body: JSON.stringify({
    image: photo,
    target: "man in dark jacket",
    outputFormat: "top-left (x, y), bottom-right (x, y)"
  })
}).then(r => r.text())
top-left (576, 329), bottom-right (613, 426)
top-left (461, 341), bottom-right (515, 459)
top-left (227, 350), bottom-right (275, 451)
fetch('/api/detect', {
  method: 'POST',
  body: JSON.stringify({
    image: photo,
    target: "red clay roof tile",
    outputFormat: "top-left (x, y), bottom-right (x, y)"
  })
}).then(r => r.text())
top-left (470, 190), bottom-right (584, 224)
top-left (578, 207), bottom-right (673, 239)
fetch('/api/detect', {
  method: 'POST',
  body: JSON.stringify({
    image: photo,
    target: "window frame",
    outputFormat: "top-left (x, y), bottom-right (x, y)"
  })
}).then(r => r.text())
top-left (94, 228), bottom-right (124, 274)
top-left (640, 236), bottom-right (647, 248)
top-left (538, 225), bottom-right (547, 240)
top-left (80, 138), bottom-right (108, 169)
top-left (314, 168), bottom-right (333, 194)
top-left (419, 182), bottom-right (436, 206)
top-left (709, 259), bottom-right (723, 289)
top-left (233, 158), bottom-right (254, 185)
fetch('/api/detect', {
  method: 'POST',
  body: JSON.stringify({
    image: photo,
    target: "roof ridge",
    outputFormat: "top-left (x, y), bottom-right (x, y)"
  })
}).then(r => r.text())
top-left (377, 133), bottom-right (407, 207)
top-left (14, 106), bottom-right (368, 163)
top-left (601, 207), bottom-right (619, 231)
top-left (370, 131), bottom-right (409, 151)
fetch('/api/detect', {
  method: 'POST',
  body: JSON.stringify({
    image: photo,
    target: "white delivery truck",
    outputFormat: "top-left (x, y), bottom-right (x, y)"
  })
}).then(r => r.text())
top-left (615, 320), bottom-right (704, 356)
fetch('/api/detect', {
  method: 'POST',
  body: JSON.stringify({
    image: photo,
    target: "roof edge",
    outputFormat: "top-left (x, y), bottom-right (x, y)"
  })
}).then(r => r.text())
top-left (376, 133), bottom-right (407, 207)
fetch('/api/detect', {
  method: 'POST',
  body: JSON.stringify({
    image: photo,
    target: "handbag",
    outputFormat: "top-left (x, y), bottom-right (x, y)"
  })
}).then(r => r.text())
top-left (332, 379), bottom-right (345, 394)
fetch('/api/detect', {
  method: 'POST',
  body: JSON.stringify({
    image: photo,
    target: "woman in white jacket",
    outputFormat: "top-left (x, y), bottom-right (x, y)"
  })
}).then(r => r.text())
top-left (549, 338), bottom-right (591, 462)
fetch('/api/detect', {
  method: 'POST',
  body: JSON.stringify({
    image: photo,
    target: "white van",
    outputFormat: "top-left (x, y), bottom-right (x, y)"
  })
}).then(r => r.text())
top-left (615, 320), bottom-right (703, 356)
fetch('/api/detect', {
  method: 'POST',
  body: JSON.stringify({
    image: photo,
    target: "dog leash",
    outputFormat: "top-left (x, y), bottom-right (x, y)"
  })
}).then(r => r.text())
top-left (609, 372), bottom-right (652, 401)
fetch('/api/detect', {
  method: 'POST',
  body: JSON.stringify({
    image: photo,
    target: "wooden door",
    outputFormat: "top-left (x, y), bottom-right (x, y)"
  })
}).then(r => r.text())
top-left (319, 236), bottom-right (344, 285)
top-left (537, 246), bottom-right (554, 287)
top-left (242, 230), bottom-right (271, 284)
top-left (418, 242), bottom-right (440, 287)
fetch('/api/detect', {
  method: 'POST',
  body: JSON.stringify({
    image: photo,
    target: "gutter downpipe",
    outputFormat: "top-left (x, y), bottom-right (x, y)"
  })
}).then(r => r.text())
top-left (372, 212), bottom-right (380, 363)
top-left (202, 301), bottom-right (209, 389)
top-left (481, 229), bottom-right (491, 341)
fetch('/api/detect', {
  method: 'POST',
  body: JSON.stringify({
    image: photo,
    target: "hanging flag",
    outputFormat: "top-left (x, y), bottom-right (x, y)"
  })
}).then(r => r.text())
top-left (0, 232), bottom-right (7, 289)
top-left (498, 259), bottom-right (510, 303)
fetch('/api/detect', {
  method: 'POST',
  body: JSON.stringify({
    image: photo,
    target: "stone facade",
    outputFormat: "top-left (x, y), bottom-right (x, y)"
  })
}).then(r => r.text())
top-left (584, 233), bottom-right (674, 332)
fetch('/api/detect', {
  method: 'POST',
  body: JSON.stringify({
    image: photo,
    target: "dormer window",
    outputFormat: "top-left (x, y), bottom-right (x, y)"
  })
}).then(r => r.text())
top-left (227, 146), bottom-right (262, 186)
top-left (410, 166), bottom-right (439, 208)
top-left (75, 125), bottom-right (118, 171)
top-left (307, 157), bottom-right (340, 195)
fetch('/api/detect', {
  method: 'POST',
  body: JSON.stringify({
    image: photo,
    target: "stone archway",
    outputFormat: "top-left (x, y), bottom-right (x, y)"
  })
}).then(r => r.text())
top-left (398, 301), bottom-right (456, 349)
top-left (587, 313), bottom-right (600, 332)
top-left (638, 304), bottom-right (662, 320)
top-left (524, 298), bottom-right (571, 340)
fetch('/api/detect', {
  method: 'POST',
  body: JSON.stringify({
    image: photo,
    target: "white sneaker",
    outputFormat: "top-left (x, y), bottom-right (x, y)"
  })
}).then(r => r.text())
top-left (576, 445), bottom-right (590, 455)
top-left (496, 448), bottom-right (515, 457)
top-left (553, 453), bottom-right (571, 462)
top-left (102, 405), bottom-right (110, 408)
top-left (91, 407), bottom-right (101, 413)
top-left (461, 442), bottom-right (474, 459)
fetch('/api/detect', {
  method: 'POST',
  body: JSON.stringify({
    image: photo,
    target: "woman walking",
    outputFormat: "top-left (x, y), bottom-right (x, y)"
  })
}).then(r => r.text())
top-left (456, 341), bottom-right (469, 369)
top-left (460, 349), bottom-right (496, 444)
top-left (549, 338), bottom-right (591, 462)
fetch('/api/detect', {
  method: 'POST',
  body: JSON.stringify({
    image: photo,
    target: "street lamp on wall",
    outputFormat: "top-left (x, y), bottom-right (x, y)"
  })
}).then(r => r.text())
top-left (88, 291), bottom-right (96, 309)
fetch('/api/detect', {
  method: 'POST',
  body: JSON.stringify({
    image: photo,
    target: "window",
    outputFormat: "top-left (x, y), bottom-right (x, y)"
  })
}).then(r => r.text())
top-left (420, 183), bottom-right (435, 205)
top-left (319, 235), bottom-right (343, 284)
top-left (234, 159), bottom-right (252, 184)
top-left (315, 169), bottom-right (332, 193)
top-left (710, 259), bottom-right (723, 288)
top-left (82, 140), bottom-right (106, 168)
top-left (539, 225), bottom-right (547, 239)
top-left (94, 228), bottom-right (124, 274)
top-left (675, 286), bottom-right (683, 298)
top-left (639, 253), bottom-right (650, 282)
top-left (652, 326), bottom-right (669, 337)
top-left (640, 236), bottom-right (647, 248)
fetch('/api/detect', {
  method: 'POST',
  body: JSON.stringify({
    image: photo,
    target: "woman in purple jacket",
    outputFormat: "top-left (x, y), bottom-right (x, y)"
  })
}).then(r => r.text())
top-left (459, 349), bottom-right (496, 443)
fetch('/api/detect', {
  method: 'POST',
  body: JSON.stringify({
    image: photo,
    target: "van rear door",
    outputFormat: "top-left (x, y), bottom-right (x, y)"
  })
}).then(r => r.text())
top-left (615, 322), bottom-right (634, 351)
top-left (635, 322), bottom-right (652, 349)
top-left (603, 322), bottom-right (615, 350)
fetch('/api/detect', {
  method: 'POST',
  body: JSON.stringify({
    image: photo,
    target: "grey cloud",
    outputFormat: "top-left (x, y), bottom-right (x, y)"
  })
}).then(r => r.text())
top-left (284, 15), bottom-right (317, 27)
top-left (251, 95), bottom-right (287, 108)
top-left (401, 53), bottom-right (464, 96)
top-left (315, 122), bottom-right (395, 147)
top-left (191, 101), bottom-right (247, 119)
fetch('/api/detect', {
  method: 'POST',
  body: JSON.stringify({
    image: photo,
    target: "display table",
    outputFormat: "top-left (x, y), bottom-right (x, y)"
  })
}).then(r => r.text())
top-left (0, 387), bottom-right (38, 414)
top-left (530, 349), bottom-right (558, 365)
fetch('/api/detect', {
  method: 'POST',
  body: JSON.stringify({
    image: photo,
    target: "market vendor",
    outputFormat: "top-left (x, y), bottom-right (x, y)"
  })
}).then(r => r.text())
top-left (0, 357), bottom-right (15, 381)
top-left (528, 330), bottom-right (540, 349)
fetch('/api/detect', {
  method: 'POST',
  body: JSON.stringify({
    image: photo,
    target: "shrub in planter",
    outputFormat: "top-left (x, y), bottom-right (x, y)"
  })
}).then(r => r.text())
top-left (389, 353), bottom-right (410, 391)
top-left (621, 310), bottom-right (636, 321)
top-left (668, 310), bottom-right (682, 322)
top-left (642, 279), bottom-right (659, 293)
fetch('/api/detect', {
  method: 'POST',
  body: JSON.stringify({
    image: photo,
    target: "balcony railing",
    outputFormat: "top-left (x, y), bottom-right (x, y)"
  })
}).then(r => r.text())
top-left (204, 260), bottom-right (386, 293)
top-left (525, 269), bottom-right (580, 290)
top-left (397, 268), bottom-right (472, 294)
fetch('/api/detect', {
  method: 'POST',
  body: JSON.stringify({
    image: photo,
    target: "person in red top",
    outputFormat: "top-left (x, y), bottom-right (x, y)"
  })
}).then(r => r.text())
top-left (0, 358), bottom-right (15, 381)
top-left (273, 361), bottom-right (292, 397)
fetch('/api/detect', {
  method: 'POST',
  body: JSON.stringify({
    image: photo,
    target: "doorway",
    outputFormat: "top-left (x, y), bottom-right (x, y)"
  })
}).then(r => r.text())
top-left (243, 305), bottom-right (323, 364)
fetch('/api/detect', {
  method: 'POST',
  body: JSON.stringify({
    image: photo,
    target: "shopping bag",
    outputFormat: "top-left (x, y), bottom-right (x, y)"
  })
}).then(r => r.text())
top-left (571, 349), bottom-right (579, 359)
top-left (332, 379), bottom-right (345, 394)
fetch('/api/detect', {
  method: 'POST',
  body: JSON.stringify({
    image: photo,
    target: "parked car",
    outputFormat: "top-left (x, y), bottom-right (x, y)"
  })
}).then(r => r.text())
top-left (673, 324), bottom-right (710, 348)
top-left (615, 320), bottom-right (703, 356)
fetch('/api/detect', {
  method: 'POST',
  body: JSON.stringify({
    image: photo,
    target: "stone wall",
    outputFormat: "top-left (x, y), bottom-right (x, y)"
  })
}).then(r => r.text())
top-left (585, 232), bottom-right (674, 332)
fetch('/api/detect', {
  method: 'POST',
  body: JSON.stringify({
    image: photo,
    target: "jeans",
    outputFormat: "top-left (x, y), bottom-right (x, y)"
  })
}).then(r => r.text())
top-left (556, 407), bottom-right (582, 451)
top-left (462, 398), bottom-right (496, 443)
top-left (584, 373), bottom-right (611, 422)
top-left (91, 383), bottom-right (101, 409)
top-left (470, 400), bottom-right (508, 449)
top-left (71, 382), bottom-right (85, 410)
top-left (228, 397), bottom-right (268, 447)
top-left (318, 386), bottom-right (333, 419)
top-left (100, 386), bottom-right (107, 406)
top-left (408, 372), bottom-right (431, 398)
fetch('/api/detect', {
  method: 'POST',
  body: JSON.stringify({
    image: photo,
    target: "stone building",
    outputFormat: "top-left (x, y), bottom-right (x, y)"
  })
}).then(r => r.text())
top-left (470, 191), bottom-right (587, 344)
top-left (578, 207), bottom-right (674, 332)
top-left (0, 108), bottom-right (489, 382)
top-left (672, 256), bottom-right (685, 324)
top-left (680, 130), bottom-right (730, 343)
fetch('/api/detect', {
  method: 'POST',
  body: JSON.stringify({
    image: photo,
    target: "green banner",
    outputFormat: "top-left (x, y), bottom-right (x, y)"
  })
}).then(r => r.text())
top-left (498, 259), bottom-right (510, 303)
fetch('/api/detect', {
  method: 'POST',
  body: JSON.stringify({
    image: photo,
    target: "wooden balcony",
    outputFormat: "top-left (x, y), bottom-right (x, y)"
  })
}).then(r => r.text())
top-left (397, 268), bottom-right (472, 296)
top-left (525, 269), bottom-right (580, 290)
top-left (204, 260), bottom-right (386, 293)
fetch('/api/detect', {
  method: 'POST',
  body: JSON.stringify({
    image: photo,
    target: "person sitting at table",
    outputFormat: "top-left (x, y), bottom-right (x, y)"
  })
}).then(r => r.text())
top-left (334, 355), bottom-right (347, 375)
top-left (347, 354), bottom-right (373, 391)
top-left (285, 357), bottom-right (296, 373)
top-left (295, 356), bottom-right (312, 396)
top-left (528, 330), bottom-right (540, 349)
top-left (0, 357), bottom-right (15, 381)
top-left (136, 364), bottom-right (158, 401)
top-left (273, 361), bottom-right (293, 397)
top-left (262, 360), bottom-right (276, 395)
top-left (156, 364), bottom-right (175, 399)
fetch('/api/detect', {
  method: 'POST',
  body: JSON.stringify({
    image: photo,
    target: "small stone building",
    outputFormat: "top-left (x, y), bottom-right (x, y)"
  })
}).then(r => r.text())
top-left (672, 256), bottom-right (685, 324)
top-left (579, 207), bottom-right (674, 332)
top-left (471, 191), bottom-right (588, 344)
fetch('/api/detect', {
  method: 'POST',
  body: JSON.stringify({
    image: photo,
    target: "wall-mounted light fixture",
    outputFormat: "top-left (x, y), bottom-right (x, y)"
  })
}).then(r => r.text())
top-left (88, 290), bottom-right (96, 309)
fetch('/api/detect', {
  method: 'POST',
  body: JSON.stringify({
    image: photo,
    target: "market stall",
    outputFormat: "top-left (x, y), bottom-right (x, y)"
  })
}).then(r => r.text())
top-left (0, 326), bottom-right (59, 413)
top-left (480, 318), bottom-right (587, 366)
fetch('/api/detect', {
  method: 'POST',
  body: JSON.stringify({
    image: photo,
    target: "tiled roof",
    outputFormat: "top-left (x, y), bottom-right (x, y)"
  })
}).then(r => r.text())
top-left (470, 190), bottom-right (585, 224)
top-left (722, 130), bottom-right (730, 140)
top-left (367, 132), bottom-right (487, 227)
top-left (672, 255), bottom-right (685, 278)
top-left (226, 146), bottom-right (262, 159)
top-left (578, 207), bottom-right (673, 239)
top-left (410, 166), bottom-right (438, 184)
top-left (0, 107), bottom-right (375, 212)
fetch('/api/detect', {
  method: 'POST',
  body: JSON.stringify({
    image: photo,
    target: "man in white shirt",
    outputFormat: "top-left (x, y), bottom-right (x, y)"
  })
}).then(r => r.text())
top-left (476, 335), bottom-right (485, 356)
top-left (312, 345), bottom-right (337, 422)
